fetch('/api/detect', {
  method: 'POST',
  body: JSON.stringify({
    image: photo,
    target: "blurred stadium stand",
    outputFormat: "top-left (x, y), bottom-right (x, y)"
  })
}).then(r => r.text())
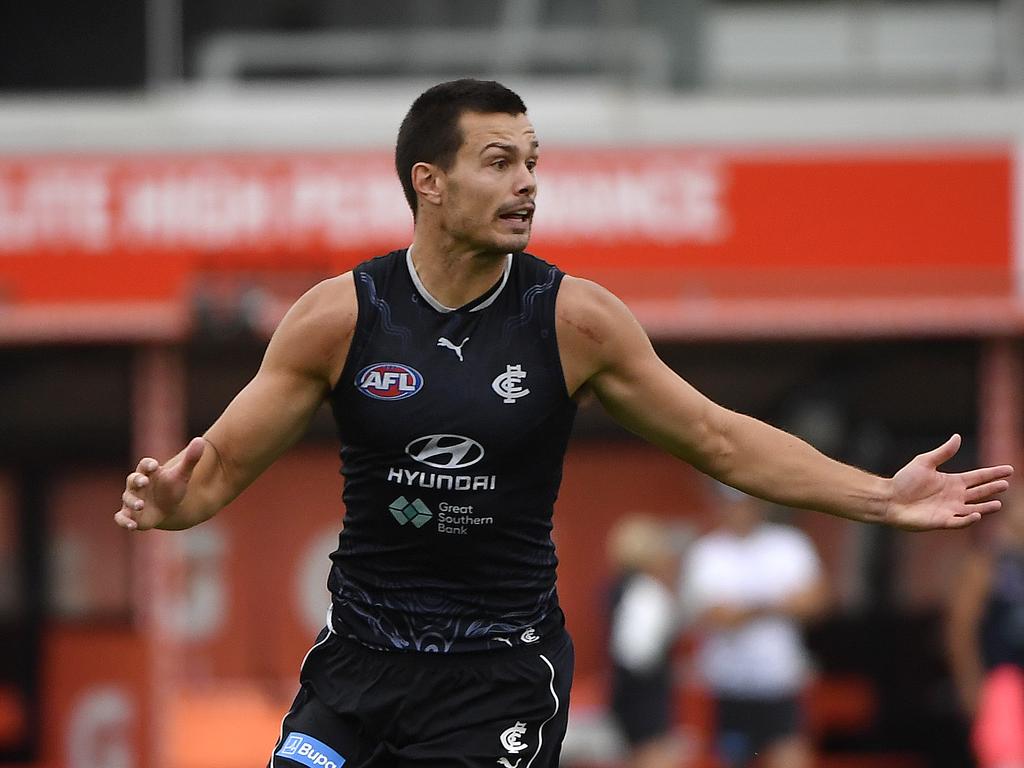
top-left (2, 1), bottom-right (1024, 767)
top-left (2, 0), bottom-right (1023, 92)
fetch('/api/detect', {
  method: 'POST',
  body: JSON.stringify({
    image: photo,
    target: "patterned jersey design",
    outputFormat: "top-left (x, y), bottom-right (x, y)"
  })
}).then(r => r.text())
top-left (327, 250), bottom-right (577, 652)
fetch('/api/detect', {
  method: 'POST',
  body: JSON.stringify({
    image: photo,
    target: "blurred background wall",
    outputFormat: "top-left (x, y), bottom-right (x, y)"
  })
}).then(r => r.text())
top-left (1, 1), bottom-right (1023, 767)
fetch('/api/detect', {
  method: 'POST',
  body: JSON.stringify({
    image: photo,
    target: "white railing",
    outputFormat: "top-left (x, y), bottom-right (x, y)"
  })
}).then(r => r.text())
top-left (183, 0), bottom-right (1024, 93)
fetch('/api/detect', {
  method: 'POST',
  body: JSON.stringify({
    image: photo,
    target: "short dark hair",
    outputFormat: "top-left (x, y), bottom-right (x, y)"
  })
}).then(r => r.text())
top-left (395, 78), bottom-right (527, 216)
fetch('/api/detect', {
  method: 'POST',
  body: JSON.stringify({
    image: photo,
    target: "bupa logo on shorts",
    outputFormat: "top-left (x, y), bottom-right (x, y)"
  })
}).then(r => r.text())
top-left (356, 363), bottom-right (423, 401)
top-left (276, 732), bottom-right (346, 768)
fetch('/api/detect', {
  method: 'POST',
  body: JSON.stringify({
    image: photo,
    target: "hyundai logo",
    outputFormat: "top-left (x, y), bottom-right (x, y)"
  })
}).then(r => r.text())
top-left (405, 434), bottom-right (485, 469)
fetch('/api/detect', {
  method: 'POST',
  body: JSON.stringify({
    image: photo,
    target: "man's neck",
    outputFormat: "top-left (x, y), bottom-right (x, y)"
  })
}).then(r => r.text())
top-left (408, 237), bottom-right (510, 310)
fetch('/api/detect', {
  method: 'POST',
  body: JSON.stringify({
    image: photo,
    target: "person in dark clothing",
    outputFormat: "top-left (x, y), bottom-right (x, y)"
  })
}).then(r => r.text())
top-left (115, 78), bottom-right (1013, 768)
top-left (607, 514), bottom-right (682, 768)
top-left (948, 487), bottom-right (1024, 767)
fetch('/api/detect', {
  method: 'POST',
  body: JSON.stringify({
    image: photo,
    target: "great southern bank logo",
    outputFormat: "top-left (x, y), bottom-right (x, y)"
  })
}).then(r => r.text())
top-left (356, 363), bottom-right (423, 401)
top-left (276, 732), bottom-right (346, 768)
top-left (389, 496), bottom-right (433, 528)
top-left (405, 434), bottom-right (484, 469)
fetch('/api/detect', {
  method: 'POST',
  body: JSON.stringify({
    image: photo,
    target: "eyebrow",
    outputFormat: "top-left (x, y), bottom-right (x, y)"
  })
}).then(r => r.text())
top-left (481, 140), bottom-right (540, 154)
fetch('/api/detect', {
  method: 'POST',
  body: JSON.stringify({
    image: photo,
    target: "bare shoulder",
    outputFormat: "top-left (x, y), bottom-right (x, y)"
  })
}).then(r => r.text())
top-left (556, 275), bottom-right (653, 393)
top-left (558, 274), bottom-right (627, 316)
top-left (284, 272), bottom-right (357, 326)
top-left (276, 272), bottom-right (357, 344)
top-left (265, 272), bottom-right (358, 384)
top-left (557, 276), bottom-right (641, 349)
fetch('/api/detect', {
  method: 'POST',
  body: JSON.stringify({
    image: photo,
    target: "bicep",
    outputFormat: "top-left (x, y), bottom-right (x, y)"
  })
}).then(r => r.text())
top-left (593, 351), bottom-right (722, 461)
top-left (558, 276), bottom-right (737, 471)
top-left (586, 318), bottom-right (728, 468)
top-left (200, 275), bottom-right (354, 499)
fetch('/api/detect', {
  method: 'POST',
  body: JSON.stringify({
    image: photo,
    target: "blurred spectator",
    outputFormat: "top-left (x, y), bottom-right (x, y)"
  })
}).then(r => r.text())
top-left (946, 487), bottom-right (1024, 768)
top-left (607, 513), bottom-right (683, 768)
top-left (681, 485), bottom-right (828, 768)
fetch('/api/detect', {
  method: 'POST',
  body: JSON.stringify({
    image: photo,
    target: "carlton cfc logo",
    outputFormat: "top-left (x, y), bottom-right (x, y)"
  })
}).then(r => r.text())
top-left (356, 363), bottom-right (423, 400)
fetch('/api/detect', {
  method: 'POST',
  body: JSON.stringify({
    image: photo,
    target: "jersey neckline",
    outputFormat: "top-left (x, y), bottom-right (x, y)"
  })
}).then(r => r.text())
top-left (405, 246), bottom-right (513, 314)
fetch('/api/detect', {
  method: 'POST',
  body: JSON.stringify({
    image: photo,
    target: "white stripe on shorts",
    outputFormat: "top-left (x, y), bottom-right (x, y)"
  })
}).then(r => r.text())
top-left (525, 653), bottom-right (559, 768)
top-left (269, 607), bottom-right (335, 767)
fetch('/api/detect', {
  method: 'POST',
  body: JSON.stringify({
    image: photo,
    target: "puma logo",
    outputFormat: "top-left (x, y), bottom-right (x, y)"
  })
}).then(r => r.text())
top-left (437, 337), bottom-right (469, 362)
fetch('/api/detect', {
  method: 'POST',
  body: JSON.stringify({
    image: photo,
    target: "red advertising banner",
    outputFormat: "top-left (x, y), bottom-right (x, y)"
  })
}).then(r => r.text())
top-left (41, 626), bottom-right (150, 768)
top-left (0, 145), bottom-right (1012, 305)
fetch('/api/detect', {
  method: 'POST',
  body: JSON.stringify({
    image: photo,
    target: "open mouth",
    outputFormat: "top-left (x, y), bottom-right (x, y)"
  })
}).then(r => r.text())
top-left (499, 208), bottom-right (533, 223)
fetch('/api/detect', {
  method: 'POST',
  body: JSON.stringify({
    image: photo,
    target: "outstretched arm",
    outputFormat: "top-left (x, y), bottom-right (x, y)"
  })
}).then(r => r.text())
top-left (556, 277), bottom-right (1012, 530)
top-left (115, 274), bottom-right (357, 531)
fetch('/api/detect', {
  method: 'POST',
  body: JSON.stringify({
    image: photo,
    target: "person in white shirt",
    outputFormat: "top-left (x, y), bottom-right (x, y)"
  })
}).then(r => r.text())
top-left (682, 484), bottom-right (828, 768)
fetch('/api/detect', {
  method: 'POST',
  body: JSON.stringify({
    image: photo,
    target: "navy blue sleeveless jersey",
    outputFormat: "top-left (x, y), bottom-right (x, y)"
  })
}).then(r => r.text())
top-left (326, 248), bottom-right (578, 653)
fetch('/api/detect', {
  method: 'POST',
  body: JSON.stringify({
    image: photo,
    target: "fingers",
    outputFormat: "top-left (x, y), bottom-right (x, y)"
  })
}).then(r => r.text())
top-left (115, 486), bottom-right (141, 528)
top-left (960, 465), bottom-right (1015, 486)
top-left (964, 479), bottom-right (1010, 503)
top-left (118, 456), bottom-right (160, 530)
top-left (117, 466), bottom-right (154, 530)
top-left (136, 457), bottom-right (158, 474)
top-left (947, 500), bottom-right (1002, 529)
top-left (968, 498), bottom-right (1002, 514)
top-left (919, 434), bottom-right (961, 468)
top-left (122, 488), bottom-right (142, 509)
top-left (116, 439), bottom-right (204, 531)
top-left (125, 470), bottom-right (151, 503)
top-left (117, 487), bottom-right (143, 530)
top-left (945, 511), bottom-right (982, 529)
top-left (128, 471), bottom-right (149, 491)
top-left (114, 507), bottom-right (138, 530)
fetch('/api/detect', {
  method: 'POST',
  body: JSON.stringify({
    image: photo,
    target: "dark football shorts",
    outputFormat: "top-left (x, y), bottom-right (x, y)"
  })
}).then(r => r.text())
top-left (609, 667), bottom-right (673, 746)
top-left (269, 623), bottom-right (575, 768)
top-left (713, 693), bottom-right (804, 767)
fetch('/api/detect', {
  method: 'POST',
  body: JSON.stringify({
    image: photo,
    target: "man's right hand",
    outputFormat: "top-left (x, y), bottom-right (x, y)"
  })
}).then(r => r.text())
top-left (114, 437), bottom-right (206, 531)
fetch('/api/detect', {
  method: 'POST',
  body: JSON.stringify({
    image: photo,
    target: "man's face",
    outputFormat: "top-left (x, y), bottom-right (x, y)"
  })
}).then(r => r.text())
top-left (438, 111), bottom-right (538, 254)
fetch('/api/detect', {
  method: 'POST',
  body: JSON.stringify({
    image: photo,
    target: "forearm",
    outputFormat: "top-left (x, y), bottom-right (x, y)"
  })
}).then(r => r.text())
top-left (587, 295), bottom-right (1007, 532)
top-left (700, 603), bottom-right (761, 630)
top-left (702, 591), bottom-right (825, 630)
top-left (596, 368), bottom-right (891, 523)
top-left (118, 276), bottom-right (349, 535)
top-left (156, 363), bottom-right (325, 531)
top-left (695, 408), bottom-right (891, 524)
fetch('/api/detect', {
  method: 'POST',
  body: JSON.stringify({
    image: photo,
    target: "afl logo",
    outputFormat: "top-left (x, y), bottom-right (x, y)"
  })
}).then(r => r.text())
top-left (357, 363), bottom-right (423, 400)
top-left (405, 434), bottom-right (484, 469)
